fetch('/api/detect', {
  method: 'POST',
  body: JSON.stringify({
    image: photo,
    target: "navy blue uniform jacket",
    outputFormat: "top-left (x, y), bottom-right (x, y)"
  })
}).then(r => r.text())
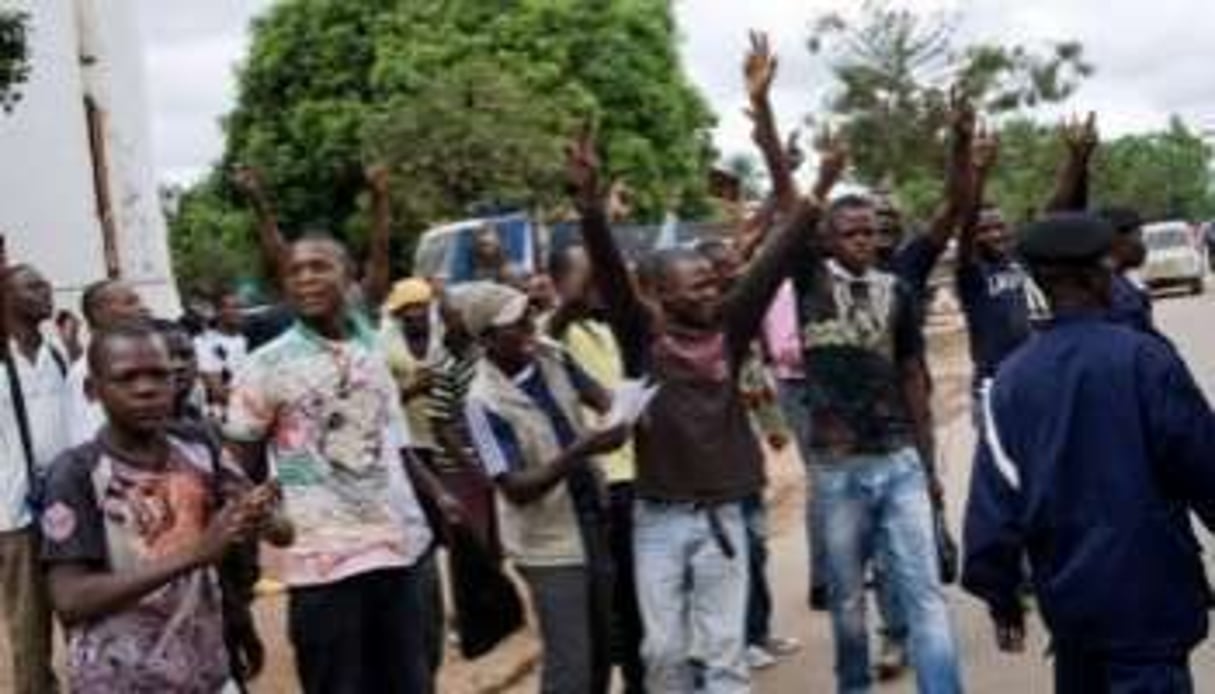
top-left (963, 311), bottom-right (1215, 657)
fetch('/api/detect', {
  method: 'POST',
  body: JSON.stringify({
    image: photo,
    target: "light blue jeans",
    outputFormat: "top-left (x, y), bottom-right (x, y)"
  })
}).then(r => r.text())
top-left (812, 448), bottom-right (962, 694)
top-left (634, 500), bottom-right (749, 694)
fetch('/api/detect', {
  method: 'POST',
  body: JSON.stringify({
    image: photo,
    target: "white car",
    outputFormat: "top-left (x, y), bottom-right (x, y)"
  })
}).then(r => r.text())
top-left (1142, 221), bottom-right (1205, 295)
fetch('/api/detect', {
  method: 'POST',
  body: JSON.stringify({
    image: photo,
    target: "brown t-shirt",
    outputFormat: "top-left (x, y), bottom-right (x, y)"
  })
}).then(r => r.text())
top-left (580, 204), bottom-right (818, 503)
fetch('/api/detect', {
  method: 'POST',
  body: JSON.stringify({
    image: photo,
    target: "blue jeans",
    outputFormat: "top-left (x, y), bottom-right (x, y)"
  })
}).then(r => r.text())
top-left (634, 500), bottom-right (749, 694)
top-left (813, 449), bottom-right (962, 694)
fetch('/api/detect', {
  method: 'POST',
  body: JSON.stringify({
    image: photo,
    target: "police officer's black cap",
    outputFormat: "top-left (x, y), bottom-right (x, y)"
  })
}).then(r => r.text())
top-left (1017, 212), bottom-right (1114, 264)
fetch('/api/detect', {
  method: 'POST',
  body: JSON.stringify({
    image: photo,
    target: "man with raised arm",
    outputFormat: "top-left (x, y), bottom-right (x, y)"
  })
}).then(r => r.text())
top-left (574, 114), bottom-right (842, 690)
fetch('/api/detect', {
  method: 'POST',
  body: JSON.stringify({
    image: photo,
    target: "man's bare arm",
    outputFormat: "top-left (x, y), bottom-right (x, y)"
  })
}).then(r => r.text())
top-left (48, 500), bottom-right (261, 625)
top-left (1044, 112), bottom-right (1098, 213)
top-left (566, 129), bottom-right (652, 373)
top-left (744, 31), bottom-right (797, 213)
top-left (232, 166), bottom-right (289, 285)
top-left (362, 164), bottom-right (394, 308)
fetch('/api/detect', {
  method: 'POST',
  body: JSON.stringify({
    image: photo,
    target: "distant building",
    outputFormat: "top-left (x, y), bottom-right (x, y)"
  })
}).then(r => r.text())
top-left (0, 0), bottom-right (178, 316)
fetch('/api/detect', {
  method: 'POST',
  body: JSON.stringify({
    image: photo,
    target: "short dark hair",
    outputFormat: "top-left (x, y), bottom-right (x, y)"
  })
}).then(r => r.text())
top-left (291, 232), bottom-right (355, 276)
top-left (695, 239), bottom-right (731, 262)
top-left (826, 194), bottom-right (874, 231)
top-left (87, 320), bottom-right (166, 377)
top-left (81, 279), bottom-right (123, 327)
top-left (650, 247), bottom-right (707, 289)
top-left (3, 263), bottom-right (37, 285)
top-left (1096, 206), bottom-right (1143, 236)
top-left (547, 243), bottom-right (585, 283)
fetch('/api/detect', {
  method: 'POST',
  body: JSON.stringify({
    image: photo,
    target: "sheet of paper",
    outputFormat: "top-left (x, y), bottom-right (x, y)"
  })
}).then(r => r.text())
top-left (604, 379), bottom-right (659, 429)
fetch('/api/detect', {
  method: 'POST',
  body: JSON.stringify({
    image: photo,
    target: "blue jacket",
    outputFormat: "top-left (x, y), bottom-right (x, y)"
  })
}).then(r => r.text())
top-left (963, 311), bottom-right (1215, 657)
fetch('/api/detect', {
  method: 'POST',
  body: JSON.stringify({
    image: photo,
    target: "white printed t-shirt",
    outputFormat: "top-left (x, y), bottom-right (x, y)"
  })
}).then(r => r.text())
top-left (226, 320), bottom-right (433, 587)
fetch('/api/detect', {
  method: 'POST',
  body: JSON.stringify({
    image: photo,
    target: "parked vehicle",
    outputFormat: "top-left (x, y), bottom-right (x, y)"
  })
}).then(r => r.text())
top-left (414, 212), bottom-right (730, 286)
top-left (1141, 221), bottom-right (1206, 295)
top-left (412, 213), bottom-right (539, 283)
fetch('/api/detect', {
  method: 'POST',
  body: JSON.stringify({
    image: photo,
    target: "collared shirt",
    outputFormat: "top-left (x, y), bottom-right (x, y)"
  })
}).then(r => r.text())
top-left (796, 260), bottom-right (924, 457)
top-left (561, 319), bottom-right (637, 483)
top-left (379, 319), bottom-right (444, 450)
top-left (466, 358), bottom-right (598, 479)
top-left (956, 257), bottom-right (1033, 383)
top-left (195, 329), bottom-right (249, 380)
top-left (0, 336), bottom-right (71, 529)
top-left (1108, 271), bottom-right (1154, 334)
top-left (226, 320), bottom-right (432, 587)
top-left (964, 311), bottom-right (1215, 652)
top-left (65, 358), bottom-right (106, 449)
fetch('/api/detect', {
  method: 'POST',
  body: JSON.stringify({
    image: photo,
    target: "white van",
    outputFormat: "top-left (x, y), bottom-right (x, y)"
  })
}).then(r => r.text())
top-left (1142, 221), bottom-right (1205, 295)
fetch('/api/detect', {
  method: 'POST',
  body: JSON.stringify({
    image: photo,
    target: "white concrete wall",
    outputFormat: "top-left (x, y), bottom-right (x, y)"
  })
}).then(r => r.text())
top-left (0, 0), bottom-right (179, 316)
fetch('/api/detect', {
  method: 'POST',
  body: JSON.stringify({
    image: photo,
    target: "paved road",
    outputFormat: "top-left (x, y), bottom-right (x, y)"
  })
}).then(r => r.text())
top-left (756, 290), bottom-right (1215, 693)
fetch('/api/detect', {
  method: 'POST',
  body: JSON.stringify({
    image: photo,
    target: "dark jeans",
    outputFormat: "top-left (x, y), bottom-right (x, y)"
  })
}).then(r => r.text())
top-left (609, 482), bottom-right (647, 693)
top-left (743, 493), bottom-right (772, 648)
top-left (288, 566), bottom-right (433, 694)
top-left (1054, 646), bottom-right (1193, 694)
top-left (416, 552), bottom-right (445, 675)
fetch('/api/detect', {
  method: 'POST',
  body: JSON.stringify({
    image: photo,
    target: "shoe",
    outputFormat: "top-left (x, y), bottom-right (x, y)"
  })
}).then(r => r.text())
top-left (809, 584), bottom-right (829, 611)
top-left (765, 635), bottom-right (802, 657)
top-left (746, 645), bottom-right (778, 670)
top-left (875, 635), bottom-right (909, 681)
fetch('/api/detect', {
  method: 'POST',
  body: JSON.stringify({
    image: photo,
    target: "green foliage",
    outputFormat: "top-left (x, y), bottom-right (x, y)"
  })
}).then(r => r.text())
top-left (170, 0), bottom-right (716, 294)
top-left (1094, 117), bottom-right (1215, 221)
top-left (0, 10), bottom-right (31, 112)
top-left (980, 117), bottom-right (1215, 223)
top-left (807, 0), bottom-right (1092, 188)
top-left (167, 179), bottom-right (260, 298)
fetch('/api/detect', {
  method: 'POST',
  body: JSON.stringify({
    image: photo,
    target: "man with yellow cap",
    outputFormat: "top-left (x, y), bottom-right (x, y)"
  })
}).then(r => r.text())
top-left (380, 278), bottom-right (443, 452)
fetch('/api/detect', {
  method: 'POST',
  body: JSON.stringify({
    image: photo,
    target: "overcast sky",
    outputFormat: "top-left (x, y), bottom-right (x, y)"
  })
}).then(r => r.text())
top-left (136, 0), bottom-right (1215, 185)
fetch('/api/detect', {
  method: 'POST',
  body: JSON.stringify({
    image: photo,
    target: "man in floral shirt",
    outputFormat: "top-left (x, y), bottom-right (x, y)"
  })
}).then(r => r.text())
top-left (226, 235), bottom-right (438, 693)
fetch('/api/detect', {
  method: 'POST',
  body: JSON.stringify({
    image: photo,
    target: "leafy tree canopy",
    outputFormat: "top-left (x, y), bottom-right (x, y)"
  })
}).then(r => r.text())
top-left (807, 0), bottom-right (1093, 188)
top-left (171, 0), bottom-right (716, 295)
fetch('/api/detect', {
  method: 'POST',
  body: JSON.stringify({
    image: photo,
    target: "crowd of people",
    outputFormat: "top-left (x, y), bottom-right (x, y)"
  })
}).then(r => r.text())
top-left (0, 31), bottom-right (1214, 694)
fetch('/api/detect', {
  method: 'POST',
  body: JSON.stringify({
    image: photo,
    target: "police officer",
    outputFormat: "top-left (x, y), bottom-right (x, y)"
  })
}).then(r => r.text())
top-left (962, 212), bottom-right (1215, 693)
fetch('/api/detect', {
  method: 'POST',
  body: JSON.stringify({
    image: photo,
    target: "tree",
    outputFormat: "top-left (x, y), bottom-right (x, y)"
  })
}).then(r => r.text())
top-left (807, 0), bottom-right (1092, 192)
top-left (0, 10), bottom-right (30, 112)
top-left (1095, 118), bottom-right (1215, 221)
top-left (171, 0), bottom-right (716, 295)
top-left (981, 116), bottom-right (1215, 223)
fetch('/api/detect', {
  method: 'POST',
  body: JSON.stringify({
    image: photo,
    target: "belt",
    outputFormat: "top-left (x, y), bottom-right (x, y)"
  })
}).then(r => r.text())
top-left (638, 497), bottom-right (738, 559)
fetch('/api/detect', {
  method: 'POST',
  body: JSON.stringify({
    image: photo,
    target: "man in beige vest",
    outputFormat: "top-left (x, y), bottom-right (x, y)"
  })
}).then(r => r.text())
top-left (461, 282), bottom-right (627, 694)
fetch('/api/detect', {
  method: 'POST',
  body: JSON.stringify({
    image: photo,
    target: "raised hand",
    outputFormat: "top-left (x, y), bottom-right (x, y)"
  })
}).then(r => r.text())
top-left (743, 30), bottom-right (778, 104)
top-left (812, 126), bottom-right (849, 201)
top-left (1060, 111), bottom-right (1099, 159)
top-left (973, 123), bottom-right (1000, 174)
top-left (785, 128), bottom-right (805, 172)
top-left (365, 163), bottom-right (391, 195)
top-left (231, 164), bottom-right (265, 198)
top-left (947, 86), bottom-right (977, 141)
top-left (565, 124), bottom-right (602, 210)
